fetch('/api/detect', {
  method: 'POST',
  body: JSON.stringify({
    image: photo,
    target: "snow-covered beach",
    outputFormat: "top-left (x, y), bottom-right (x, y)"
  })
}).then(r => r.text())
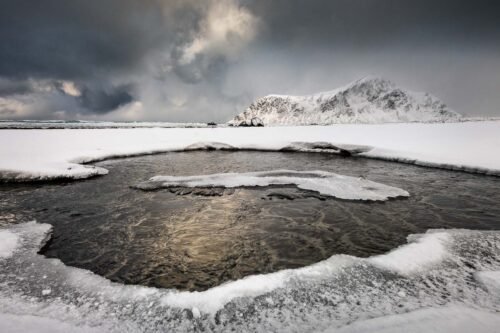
top-left (1, 120), bottom-right (500, 182)
top-left (1, 121), bottom-right (500, 332)
top-left (0, 121), bottom-right (500, 332)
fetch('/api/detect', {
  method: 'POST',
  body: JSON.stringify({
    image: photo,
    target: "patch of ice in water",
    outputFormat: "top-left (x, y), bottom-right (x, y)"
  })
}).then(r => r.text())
top-left (135, 169), bottom-right (409, 201)
top-left (280, 141), bottom-right (372, 156)
top-left (183, 142), bottom-right (236, 151)
top-left (1, 222), bottom-right (499, 332)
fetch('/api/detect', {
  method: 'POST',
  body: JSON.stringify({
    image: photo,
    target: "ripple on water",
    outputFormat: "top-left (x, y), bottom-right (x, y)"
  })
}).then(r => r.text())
top-left (1, 151), bottom-right (499, 291)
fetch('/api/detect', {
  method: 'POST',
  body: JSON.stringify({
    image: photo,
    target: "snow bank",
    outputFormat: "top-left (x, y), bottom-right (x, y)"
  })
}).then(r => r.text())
top-left (0, 313), bottom-right (101, 333)
top-left (0, 121), bottom-right (499, 181)
top-left (475, 271), bottom-right (500, 295)
top-left (0, 230), bottom-right (18, 258)
top-left (1, 222), bottom-right (499, 331)
top-left (369, 232), bottom-right (450, 275)
top-left (332, 306), bottom-right (500, 333)
top-left (136, 170), bottom-right (409, 201)
top-left (161, 255), bottom-right (357, 314)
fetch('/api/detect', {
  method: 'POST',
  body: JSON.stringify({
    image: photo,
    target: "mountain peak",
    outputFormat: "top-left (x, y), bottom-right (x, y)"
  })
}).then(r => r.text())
top-left (230, 77), bottom-right (461, 126)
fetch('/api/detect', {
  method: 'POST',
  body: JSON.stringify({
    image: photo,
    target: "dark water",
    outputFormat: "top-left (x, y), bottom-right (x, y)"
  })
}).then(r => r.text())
top-left (1, 151), bottom-right (499, 291)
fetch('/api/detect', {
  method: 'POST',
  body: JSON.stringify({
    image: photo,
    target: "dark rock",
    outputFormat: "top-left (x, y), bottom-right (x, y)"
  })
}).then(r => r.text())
top-left (238, 117), bottom-right (264, 127)
top-left (250, 117), bottom-right (264, 127)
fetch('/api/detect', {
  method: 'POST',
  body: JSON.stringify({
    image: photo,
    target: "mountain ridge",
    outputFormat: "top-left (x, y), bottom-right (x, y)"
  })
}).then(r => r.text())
top-left (229, 77), bottom-right (461, 126)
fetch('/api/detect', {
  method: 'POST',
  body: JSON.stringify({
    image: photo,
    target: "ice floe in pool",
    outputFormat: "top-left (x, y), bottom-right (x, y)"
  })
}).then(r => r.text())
top-left (183, 141), bottom-right (237, 151)
top-left (134, 169), bottom-right (409, 201)
top-left (279, 141), bottom-right (372, 156)
top-left (1, 221), bottom-right (499, 332)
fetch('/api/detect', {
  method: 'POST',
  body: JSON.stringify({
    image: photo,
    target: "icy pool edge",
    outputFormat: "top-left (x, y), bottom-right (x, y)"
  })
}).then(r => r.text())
top-left (1, 221), bottom-right (458, 315)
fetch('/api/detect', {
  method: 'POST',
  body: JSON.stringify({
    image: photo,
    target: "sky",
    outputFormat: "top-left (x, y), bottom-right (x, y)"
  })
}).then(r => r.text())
top-left (0, 0), bottom-right (499, 122)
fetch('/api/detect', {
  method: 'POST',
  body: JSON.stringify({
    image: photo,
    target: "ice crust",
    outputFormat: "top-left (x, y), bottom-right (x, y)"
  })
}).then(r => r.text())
top-left (330, 306), bottom-right (500, 333)
top-left (1, 222), bottom-right (499, 332)
top-left (369, 232), bottom-right (450, 275)
top-left (1, 121), bottom-right (500, 182)
top-left (475, 271), bottom-right (500, 295)
top-left (0, 313), bottom-right (101, 333)
top-left (0, 230), bottom-right (18, 258)
top-left (136, 170), bottom-right (409, 201)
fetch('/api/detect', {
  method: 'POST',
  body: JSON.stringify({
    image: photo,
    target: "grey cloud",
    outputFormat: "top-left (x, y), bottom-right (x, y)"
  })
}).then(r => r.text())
top-left (0, 79), bottom-right (33, 96)
top-left (78, 85), bottom-right (135, 114)
top-left (0, 0), bottom-right (170, 80)
top-left (1, 0), bottom-right (500, 120)
top-left (248, 0), bottom-right (500, 49)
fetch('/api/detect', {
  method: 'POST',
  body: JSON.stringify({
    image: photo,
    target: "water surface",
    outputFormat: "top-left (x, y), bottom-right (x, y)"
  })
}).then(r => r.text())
top-left (1, 151), bottom-right (499, 291)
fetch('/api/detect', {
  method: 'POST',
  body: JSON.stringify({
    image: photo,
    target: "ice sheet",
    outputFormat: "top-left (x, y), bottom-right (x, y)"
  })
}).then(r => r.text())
top-left (136, 170), bottom-right (410, 201)
top-left (0, 230), bottom-right (18, 258)
top-left (332, 306), bottom-right (500, 333)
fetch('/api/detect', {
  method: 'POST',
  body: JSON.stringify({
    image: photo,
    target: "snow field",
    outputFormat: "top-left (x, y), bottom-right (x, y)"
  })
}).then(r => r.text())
top-left (1, 121), bottom-right (500, 181)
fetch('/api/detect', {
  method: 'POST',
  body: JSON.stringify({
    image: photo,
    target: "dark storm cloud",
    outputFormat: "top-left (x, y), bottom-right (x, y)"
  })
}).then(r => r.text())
top-left (248, 0), bottom-right (500, 48)
top-left (0, 0), bottom-right (206, 116)
top-left (77, 85), bottom-right (135, 114)
top-left (0, 0), bottom-right (169, 80)
top-left (0, 0), bottom-right (499, 120)
top-left (0, 79), bottom-right (33, 96)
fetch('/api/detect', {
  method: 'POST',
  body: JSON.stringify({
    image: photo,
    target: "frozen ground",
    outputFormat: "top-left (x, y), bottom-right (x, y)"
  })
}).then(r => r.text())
top-left (0, 221), bottom-right (499, 332)
top-left (0, 121), bottom-right (500, 181)
top-left (135, 170), bottom-right (409, 201)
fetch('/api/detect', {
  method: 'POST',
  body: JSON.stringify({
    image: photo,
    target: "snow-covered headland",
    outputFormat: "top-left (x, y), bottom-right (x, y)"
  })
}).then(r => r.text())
top-left (230, 77), bottom-right (461, 126)
top-left (1, 120), bottom-right (500, 182)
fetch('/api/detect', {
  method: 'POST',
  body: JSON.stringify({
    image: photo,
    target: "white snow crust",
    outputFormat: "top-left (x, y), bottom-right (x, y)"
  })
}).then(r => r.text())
top-left (0, 313), bottom-right (101, 333)
top-left (475, 271), bottom-right (500, 295)
top-left (331, 306), bottom-right (500, 333)
top-left (1, 222), bottom-right (499, 332)
top-left (369, 232), bottom-right (450, 275)
top-left (1, 121), bottom-right (499, 181)
top-left (0, 230), bottom-right (18, 258)
top-left (137, 170), bottom-right (409, 201)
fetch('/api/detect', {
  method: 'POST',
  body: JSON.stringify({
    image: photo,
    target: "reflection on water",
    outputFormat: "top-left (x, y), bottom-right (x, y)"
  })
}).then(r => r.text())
top-left (1, 151), bottom-right (499, 291)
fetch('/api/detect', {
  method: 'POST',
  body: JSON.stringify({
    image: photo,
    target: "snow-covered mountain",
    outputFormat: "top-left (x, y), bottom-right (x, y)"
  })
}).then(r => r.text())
top-left (229, 77), bottom-right (461, 126)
